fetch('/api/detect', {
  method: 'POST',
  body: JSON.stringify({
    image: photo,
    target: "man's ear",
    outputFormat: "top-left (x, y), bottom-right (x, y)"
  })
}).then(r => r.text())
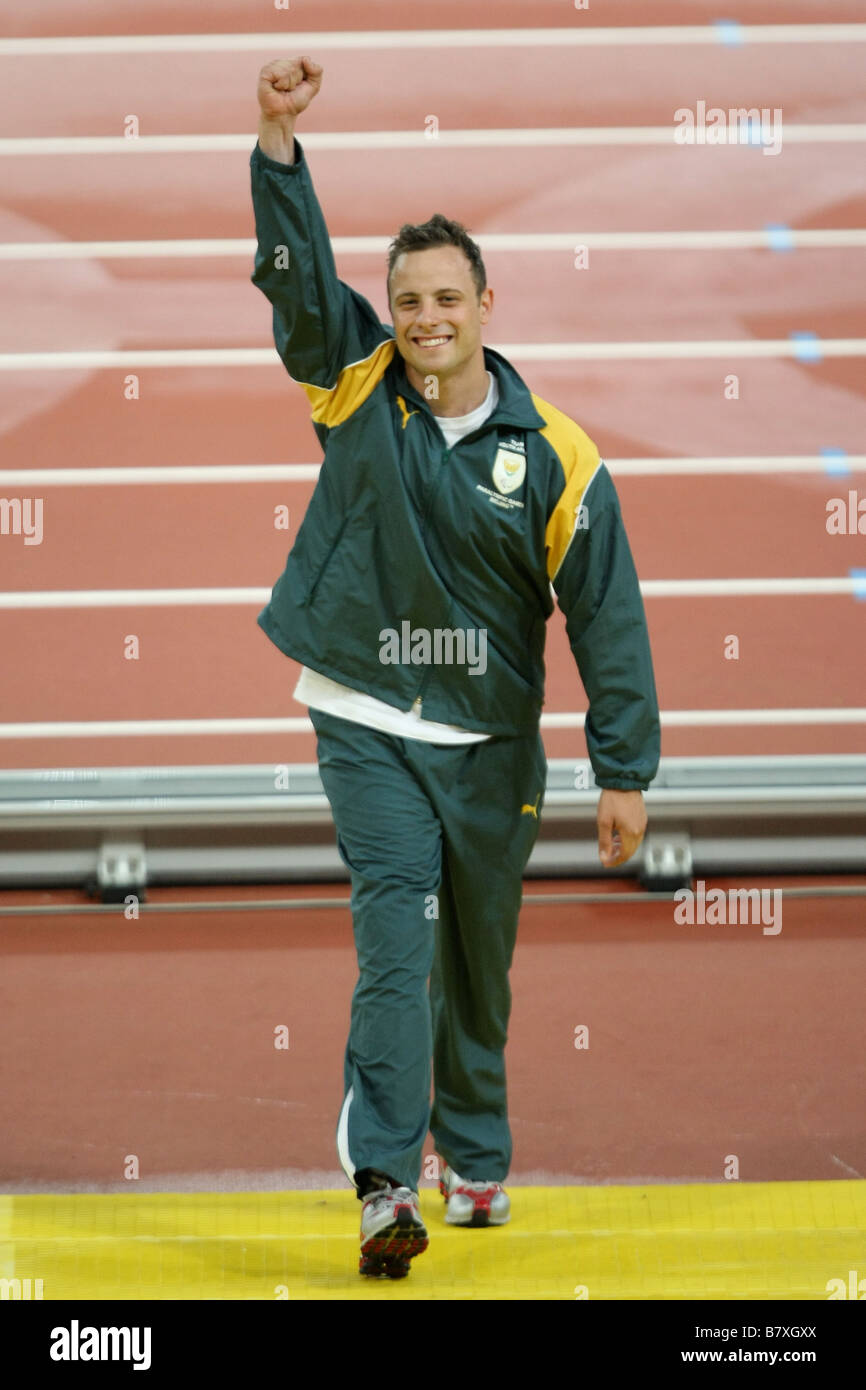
top-left (479, 287), bottom-right (494, 322)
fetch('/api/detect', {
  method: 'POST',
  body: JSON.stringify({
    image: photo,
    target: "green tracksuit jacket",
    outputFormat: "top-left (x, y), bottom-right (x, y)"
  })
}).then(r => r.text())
top-left (251, 138), bottom-right (660, 791)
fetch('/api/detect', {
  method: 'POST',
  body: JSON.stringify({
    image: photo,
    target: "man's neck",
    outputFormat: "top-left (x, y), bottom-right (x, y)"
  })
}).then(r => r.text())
top-left (405, 361), bottom-right (491, 418)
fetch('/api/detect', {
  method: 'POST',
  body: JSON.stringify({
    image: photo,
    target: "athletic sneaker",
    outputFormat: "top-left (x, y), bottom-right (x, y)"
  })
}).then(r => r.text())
top-left (359, 1184), bottom-right (429, 1278)
top-left (439, 1164), bottom-right (511, 1227)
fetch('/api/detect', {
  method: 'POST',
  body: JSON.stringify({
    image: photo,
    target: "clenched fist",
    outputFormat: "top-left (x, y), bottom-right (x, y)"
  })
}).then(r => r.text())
top-left (258, 57), bottom-right (323, 120)
top-left (257, 57), bottom-right (323, 164)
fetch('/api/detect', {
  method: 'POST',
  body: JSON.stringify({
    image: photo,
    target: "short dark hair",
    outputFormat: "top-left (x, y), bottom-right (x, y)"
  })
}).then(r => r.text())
top-left (386, 214), bottom-right (487, 303)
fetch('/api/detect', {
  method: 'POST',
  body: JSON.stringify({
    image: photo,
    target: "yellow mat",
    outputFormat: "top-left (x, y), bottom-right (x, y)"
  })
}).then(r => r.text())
top-left (1, 1180), bottom-right (863, 1301)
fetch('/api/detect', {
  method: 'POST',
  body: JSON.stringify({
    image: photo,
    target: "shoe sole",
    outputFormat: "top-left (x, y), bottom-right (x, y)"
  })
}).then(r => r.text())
top-left (359, 1206), bottom-right (429, 1279)
top-left (444, 1210), bottom-right (510, 1227)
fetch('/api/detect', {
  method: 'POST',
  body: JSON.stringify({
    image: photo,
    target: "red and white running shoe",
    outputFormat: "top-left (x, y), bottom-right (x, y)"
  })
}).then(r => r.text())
top-left (359, 1185), bottom-right (428, 1279)
top-left (439, 1164), bottom-right (511, 1227)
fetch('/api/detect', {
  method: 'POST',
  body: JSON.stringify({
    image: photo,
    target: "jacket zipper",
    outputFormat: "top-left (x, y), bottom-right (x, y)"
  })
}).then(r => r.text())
top-left (420, 443), bottom-right (451, 536)
top-left (404, 404), bottom-right (527, 713)
top-left (414, 444), bottom-right (452, 710)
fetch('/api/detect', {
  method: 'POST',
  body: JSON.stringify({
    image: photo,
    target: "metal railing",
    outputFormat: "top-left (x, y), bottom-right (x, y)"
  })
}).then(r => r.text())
top-left (1, 756), bottom-right (864, 892)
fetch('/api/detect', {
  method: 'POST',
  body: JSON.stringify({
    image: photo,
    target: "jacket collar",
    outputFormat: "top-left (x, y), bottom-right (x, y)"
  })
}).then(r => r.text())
top-left (389, 341), bottom-right (547, 433)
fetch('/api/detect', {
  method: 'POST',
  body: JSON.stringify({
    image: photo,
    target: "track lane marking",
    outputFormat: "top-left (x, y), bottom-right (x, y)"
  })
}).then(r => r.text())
top-left (2, 125), bottom-right (866, 156)
top-left (3, 25), bottom-right (866, 55)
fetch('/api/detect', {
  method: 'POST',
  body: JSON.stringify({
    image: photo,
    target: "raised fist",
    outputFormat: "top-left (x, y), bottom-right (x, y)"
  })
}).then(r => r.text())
top-left (257, 57), bottom-right (323, 122)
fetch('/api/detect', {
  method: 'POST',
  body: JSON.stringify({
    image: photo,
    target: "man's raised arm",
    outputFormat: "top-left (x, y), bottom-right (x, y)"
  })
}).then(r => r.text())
top-left (251, 57), bottom-right (393, 391)
top-left (257, 55), bottom-right (318, 164)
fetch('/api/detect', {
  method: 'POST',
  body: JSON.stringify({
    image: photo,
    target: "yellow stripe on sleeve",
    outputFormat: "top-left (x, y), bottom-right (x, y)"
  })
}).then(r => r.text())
top-left (302, 338), bottom-right (397, 428)
top-left (532, 392), bottom-right (601, 582)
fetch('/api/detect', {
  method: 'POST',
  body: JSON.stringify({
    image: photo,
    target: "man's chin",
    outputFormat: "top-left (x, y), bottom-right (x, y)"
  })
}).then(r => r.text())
top-left (412, 347), bottom-right (453, 361)
top-left (403, 344), bottom-right (457, 376)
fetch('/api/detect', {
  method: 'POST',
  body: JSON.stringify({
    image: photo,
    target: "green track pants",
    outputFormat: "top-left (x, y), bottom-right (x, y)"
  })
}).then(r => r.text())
top-left (309, 707), bottom-right (546, 1196)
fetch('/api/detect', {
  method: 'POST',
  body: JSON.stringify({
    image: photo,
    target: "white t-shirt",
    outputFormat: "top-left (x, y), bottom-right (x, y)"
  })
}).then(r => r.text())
top-left (294, 371), bottom-right (499, 743)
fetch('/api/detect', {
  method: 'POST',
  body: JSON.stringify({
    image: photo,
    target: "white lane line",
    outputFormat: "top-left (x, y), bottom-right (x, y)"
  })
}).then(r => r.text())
top-left (2, 457), bottom-right (864, 487)
top-left (0, 340), bottom-right (863, 371)
top-left (0, 465), bottom-right (324, 485)
top-left (0, 588), bottom-right (270, 608)
top-left (641, 578), bottom-right (860, 597)
top-left (1, 125), bottom-right (864, 155)
top-left (0, 709), bottom-right (864, 739)
top-left (546, 709), bottom-right (866, 728)
top-left (2, 26), bottom-right (866, 55)
top-left (1, 229), bottom-right (865, 259)
top-left (0, 578), bottom-right (860, 609)
top-left (609, 457), bottom-right (866, 476)
top-left (502, 339), bottom-right (866, 361)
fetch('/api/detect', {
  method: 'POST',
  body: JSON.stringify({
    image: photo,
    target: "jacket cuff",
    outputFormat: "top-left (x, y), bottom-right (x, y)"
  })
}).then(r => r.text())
top-left (251, 136), bottom-right (304, 172)
top-left (595, 780), bottom-right (648, 793)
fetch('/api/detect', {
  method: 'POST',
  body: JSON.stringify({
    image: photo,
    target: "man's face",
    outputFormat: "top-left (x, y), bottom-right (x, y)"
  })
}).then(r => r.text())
top-left (388, 245), bottom-right (493, 383)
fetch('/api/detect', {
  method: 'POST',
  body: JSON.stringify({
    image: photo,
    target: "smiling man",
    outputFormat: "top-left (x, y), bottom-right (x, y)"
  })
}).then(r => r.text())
top-left (390, 239), bottom-right (493, 416)
top-left (252, 56), bottom-right (660, 1280)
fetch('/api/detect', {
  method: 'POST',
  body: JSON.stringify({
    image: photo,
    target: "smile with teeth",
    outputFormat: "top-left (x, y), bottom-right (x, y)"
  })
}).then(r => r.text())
top-left (414, 336), bottom-right (452, 347)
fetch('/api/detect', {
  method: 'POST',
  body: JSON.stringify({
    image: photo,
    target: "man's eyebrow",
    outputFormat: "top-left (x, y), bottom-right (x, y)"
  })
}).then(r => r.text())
top-left (393, 287), bottom-right (464, 300)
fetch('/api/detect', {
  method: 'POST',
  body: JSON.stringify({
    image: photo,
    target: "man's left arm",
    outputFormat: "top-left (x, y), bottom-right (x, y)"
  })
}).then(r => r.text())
top-left (549, 462), bottom-right (661, 867)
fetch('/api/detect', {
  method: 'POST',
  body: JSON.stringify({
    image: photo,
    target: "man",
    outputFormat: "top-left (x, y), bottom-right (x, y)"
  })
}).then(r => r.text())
top-left (251, 57), bottom-right (660, 1280)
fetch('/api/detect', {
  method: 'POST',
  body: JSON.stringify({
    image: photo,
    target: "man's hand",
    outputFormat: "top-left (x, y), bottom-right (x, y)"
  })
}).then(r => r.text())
top-left (258, 57), bottom-right (323, 121)
top-left (597, 789), bottom-right (647, 868)
top-left (257, 57), bottom-right (323, 164)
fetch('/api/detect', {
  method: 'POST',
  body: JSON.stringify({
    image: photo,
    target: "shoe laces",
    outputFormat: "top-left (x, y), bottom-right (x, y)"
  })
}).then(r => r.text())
top-left (446, 1166), bottom-right (501, 1194)
top-left (364, 1184), bottom-right (416, 1208)
top-left (363, 1185), bottom-right (394, 1207)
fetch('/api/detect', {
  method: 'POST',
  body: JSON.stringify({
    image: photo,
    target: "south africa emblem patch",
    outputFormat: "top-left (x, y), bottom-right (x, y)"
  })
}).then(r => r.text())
top-left (491, 448), bottom-right (526, 495)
